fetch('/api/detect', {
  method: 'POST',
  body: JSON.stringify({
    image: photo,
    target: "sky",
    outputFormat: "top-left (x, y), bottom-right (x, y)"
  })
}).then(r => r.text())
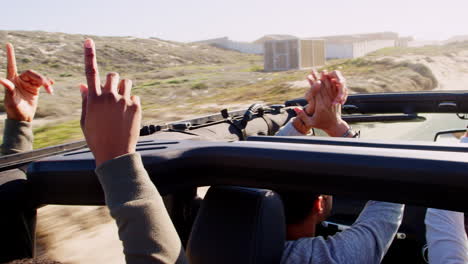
top-left (1, 0), bottom-right (467, 42)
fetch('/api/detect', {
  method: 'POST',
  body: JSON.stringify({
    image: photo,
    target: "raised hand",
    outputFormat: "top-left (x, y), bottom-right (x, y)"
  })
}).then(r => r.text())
top-left (0, 43), bottom-right (54, 122)
top-left (80, 39), bottom-right (141, 167)
top-left (310, 71), bottom-right (349, 136)
top-left (293, 70), bottom-right (350, 136)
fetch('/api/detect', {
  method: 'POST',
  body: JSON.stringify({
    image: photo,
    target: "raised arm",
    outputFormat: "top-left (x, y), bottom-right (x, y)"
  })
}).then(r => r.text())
top-left (0, 43), bottom-right (53, 262)
top-left (81, 39), bottom-right (187, 264)
top-left (1, 43), bottom-right (54, 154)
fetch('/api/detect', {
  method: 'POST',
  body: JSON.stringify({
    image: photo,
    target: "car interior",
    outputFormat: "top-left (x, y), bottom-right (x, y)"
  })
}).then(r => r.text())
top-left (2, 91), bottom-right (468, 263)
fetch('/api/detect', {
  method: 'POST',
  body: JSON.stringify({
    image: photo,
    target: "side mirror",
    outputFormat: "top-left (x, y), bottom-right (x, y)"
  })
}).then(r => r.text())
top-left (434, 129), bottom-right (466, 143)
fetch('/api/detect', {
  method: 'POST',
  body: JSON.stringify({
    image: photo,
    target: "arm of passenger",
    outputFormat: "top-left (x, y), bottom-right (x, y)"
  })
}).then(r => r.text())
top-left (282, 202), bottom-right (403, 263)
top-left (1, 119), bottom-right (33, 155)
top-left (327, 201), bottom-right (404, 263)
top-left (96, 153), bottom-right (188, 264)
top-left (425, 208), bottom-right (468, 264)
top-left (323, 201), bottom-right (404, 264)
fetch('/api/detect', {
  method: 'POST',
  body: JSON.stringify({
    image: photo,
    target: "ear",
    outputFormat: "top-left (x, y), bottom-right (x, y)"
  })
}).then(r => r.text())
top-left (313, 195), bottom-right (325, 215)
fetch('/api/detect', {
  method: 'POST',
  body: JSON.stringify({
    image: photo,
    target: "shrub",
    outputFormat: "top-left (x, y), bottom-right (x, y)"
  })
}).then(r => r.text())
top-left (192, 82), bottom-right (207, 90)
top-left (249, 65), bottom-right (264, 72)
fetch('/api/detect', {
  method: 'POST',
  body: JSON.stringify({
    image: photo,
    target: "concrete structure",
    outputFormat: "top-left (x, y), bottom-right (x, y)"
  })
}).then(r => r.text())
top-left (322, 32), bottom-right (399, 59)
top-left (264, 39), bottom-right (325, 71)
top-left (192, 37), bottom-right (263, 54)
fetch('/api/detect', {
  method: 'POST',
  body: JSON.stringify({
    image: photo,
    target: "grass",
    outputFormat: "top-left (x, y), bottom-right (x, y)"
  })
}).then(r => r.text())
top-left (167, 79), bottom-right (190, 84)
top-left (192, 82), bottom-right (208, 90)
top-left (243, 65), bottom-right (264, 72)
top-left (33, 120), bottom-right (82, 149)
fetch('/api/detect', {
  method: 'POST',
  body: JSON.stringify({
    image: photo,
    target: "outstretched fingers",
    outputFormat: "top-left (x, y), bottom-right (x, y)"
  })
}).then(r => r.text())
top-left (320, 71), bottom-right (335, 105)
top-left (131, 95), bottom-right (141, 109)
top-left (0, 79), bottom-right (15, 95)
top-left (84, 39), bottom-right (101, 96)
top-left (103, 72), bottom-right (119, 94)
top-left (6, 43), bottom-right (18, 80)
top-left (329, 70), bottom-right (347, 105)
top-left (118, 79), bottom-right (132, 99)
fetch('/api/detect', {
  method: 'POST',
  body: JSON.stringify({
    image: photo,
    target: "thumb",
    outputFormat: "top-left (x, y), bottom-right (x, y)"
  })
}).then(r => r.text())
top-left (79, 84), bottom-right (89, 130)
top-left (294, 108), bottom-right (313, 127)
top-left (0, 79), bottom-right (16, 95)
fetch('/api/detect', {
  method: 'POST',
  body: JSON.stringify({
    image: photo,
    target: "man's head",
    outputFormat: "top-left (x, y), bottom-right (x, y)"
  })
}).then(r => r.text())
top-left (278, 191), bottom-right (333, 240)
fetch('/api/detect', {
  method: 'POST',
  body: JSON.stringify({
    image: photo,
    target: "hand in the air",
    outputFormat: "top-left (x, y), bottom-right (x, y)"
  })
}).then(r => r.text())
top-left (293, 70), bottom-right (349, 136)
top-left (80, 39), bottom-right (141, 167)
top-left (0, 43), bottom-right (54, 122)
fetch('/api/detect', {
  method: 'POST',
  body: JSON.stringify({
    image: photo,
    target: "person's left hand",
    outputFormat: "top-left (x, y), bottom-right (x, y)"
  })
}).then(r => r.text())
top-left (0, 43), bottom-right (54, 122)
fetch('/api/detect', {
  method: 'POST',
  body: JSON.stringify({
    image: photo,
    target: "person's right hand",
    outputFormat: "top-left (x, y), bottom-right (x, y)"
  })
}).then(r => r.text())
top-left (0, 43), bottom-right (54, 122)
top-left (80, 39), bottom-right (141, 167)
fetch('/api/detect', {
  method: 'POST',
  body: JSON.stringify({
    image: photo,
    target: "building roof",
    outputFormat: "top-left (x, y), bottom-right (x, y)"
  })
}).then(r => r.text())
top-left (253, 34), bottom-right (298, 44)
top-left (191, 37), bottom-right (229, 45)
top-left (319, 32), bottom-right (400, 43)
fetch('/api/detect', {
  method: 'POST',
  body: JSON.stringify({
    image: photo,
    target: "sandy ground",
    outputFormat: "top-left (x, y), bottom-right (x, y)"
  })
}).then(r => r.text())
top-left (391, 51), bottom-right (468, 91)
top-left (34, 53), bottom-right (468, 263)
top-left (37, 206), bottom-right (125, 264)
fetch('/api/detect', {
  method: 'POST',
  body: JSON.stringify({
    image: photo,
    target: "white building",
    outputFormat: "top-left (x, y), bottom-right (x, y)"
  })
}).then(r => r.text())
top-left (323, 32), bottom-right (399, 59)
top-left (325, 39), bottom-right (396, 59)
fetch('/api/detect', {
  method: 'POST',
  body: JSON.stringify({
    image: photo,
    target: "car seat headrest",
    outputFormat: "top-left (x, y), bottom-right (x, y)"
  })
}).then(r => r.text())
top-left (187, 186), bottom-right (286, 264)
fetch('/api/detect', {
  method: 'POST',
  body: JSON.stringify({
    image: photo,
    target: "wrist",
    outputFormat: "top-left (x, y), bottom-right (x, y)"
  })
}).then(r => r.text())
top-left (323, 119), bottom-right (350, 137)
top-left (94, 149), bottom-right (136, 167)
top-left (6, 112), bottom-right (32, 122)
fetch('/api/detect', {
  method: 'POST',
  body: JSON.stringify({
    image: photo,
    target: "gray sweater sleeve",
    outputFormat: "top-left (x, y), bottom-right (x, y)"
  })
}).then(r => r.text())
top-left (1, 119), bottom-right (33, 155)
top-left (95, 153), bottom-right (188, 264)
top-left (282, 201), bottom-right (405, 264)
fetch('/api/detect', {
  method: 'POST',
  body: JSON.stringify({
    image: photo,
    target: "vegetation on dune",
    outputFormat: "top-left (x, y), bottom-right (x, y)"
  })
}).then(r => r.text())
top-left (322, 58), bottom-right (438, 93)
top-left (369, 41), bottom-right (468, 57)
top-left (1, 31), bottom-right (467, 148)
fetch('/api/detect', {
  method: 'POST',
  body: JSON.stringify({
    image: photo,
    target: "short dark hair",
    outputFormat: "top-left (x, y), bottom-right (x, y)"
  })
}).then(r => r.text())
top-left (277, 191), bottom-right (319, 225)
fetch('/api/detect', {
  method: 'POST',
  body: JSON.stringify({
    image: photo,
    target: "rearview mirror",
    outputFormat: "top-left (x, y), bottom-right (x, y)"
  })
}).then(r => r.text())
top-left (434, 129), bottom-right (466, 143)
